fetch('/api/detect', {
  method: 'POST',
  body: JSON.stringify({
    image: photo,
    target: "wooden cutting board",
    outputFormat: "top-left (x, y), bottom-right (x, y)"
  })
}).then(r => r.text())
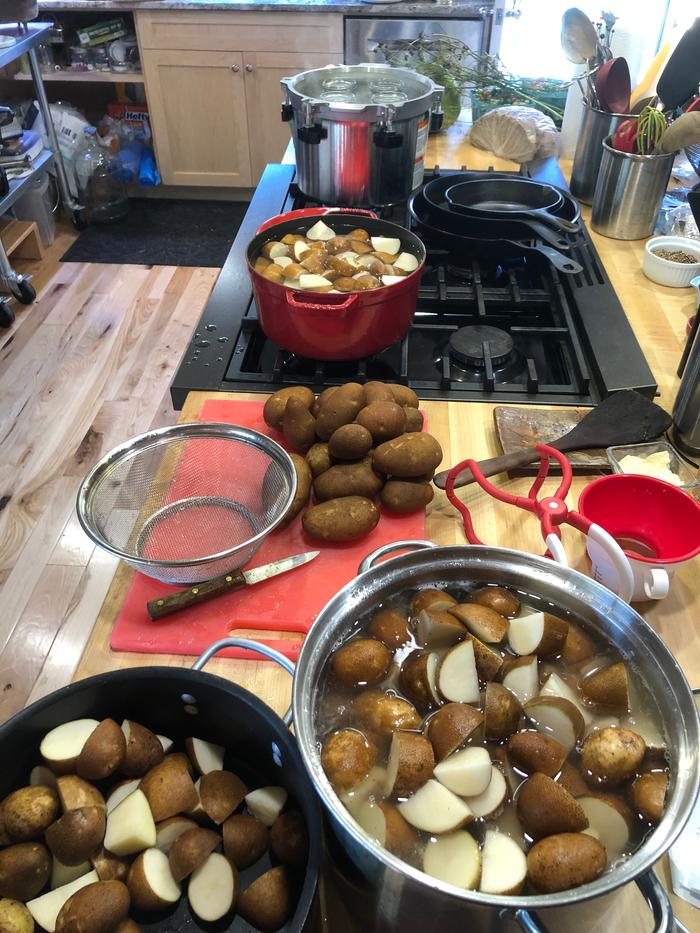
top-left (494, 406), bottom-right (610, 474)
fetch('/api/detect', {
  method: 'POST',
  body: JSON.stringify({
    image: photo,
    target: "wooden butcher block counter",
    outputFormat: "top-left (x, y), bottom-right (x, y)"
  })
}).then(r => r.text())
top-left (75, 127), bottom-right (700, 932)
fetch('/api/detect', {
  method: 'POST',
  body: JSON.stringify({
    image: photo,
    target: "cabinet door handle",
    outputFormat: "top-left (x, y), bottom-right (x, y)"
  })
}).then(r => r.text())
top-left (245, 64), bottom-right (253, 72)
top-left (231, 63), bottom-right (240, 72)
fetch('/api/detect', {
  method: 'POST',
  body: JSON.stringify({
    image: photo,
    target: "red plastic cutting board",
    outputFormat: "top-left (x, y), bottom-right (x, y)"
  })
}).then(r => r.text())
top-left (110, 399), bottom-right (427, 660)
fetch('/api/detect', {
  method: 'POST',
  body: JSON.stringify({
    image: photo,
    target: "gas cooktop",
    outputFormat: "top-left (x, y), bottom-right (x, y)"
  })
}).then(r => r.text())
top-left (170, 163), bottom-right (657, 409)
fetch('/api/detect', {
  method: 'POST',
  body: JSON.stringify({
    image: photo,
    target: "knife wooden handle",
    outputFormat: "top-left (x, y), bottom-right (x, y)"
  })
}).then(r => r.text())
top-left (433, 447), bottom-right (544, 490)
top-left (147, 569), bottom-right (247, 620)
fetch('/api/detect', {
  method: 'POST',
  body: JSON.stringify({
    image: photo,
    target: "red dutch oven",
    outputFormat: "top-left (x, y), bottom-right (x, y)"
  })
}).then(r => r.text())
top-left (247, 207), bottom-right (426, 360)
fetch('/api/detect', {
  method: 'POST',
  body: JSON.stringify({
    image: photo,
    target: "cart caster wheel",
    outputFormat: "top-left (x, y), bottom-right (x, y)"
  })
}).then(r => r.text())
top-left (12, 280), bottom-right (35, 305)
top-left (72, 209), bottom-right (88, 231)
top-left (0, 302), bottom-right (15, 327)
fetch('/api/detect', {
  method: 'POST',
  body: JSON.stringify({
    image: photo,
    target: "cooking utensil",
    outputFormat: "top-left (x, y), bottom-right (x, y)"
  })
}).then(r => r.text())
top-left (291, 540), bottom-right (698, 931)
top-left (247, 207), bottom-right (425, 360)
top-left (657, 18), bottom-right (700, 111)
top-left (434, 389), bottom-right (673, 489)
top-left (579, 473), bottom-right (700, 601)
top-left (445, 442), bottom-right (635, 601)
top-left (410, 188), bottom-right (582, 274)
top-left (147, 549), bottom-right (320, 620)
top-left (76, 422), bottom-right (297, 585)
top-left (0, 642), bottom-right (322, 931)
top-left (281, 63), bottom-right (443, 206)
top-left (594, 57), bottom-right (631, 114)
top-left (444, 177), bottom-right (580, 236)
top-left (561, 8), bottom-right (598, 64)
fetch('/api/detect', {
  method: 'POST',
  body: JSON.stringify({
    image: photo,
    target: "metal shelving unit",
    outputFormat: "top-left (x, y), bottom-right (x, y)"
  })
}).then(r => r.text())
top-left (0, 21), bottom-right (83, 326)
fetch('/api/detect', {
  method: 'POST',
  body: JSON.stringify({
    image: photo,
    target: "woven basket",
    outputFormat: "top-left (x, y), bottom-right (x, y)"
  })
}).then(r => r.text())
top-left (4, 1), bottom-right (38, 21)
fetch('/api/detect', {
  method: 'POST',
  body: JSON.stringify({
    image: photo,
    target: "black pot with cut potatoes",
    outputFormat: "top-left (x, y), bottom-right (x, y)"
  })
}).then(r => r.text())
top-left (290, 541), bottom-right (699, 933)
top-left (0, 655), bottom-right (321, 933)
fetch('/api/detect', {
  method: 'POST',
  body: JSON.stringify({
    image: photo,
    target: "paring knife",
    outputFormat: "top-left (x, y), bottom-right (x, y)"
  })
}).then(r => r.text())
top-left (147, 550), bottom-right (320, 621)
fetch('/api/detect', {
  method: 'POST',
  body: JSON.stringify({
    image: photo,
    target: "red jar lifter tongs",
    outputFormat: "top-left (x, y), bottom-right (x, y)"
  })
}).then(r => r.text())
top-left (445, 444), bottom-right (635, 603)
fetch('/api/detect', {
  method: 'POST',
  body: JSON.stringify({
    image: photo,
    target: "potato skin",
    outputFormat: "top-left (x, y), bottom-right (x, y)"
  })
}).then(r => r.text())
top-left (77, 719), bottom-right (126, 781)
top-left (355, 402), bottom-right (407, 442)
top-left (364, 381), bottom-right (395, 404)
top-left (238, 865), bottom-right (294, 933)
top-left (311, 386), bottom-right (337, 417)
top-left (329, 638), bottom-right (391, 688)
top-left (380, 479), bottom-right (433, 514)
top-left (426, 703), bottom-right (484, 761)
top-left (302, 496), bottom-right (379, 543)
top-left (263, 386), bottom-right (315, 430)
top-left (328, 424), bottom-right (373, 460)
top-left (403, 407), bottom-right (424, 432)
top-left (367, 608), bottom-right (411, 648)
top-left (315, 383), bottom-right (366, 439)
top-left (168, 827), bottom-right (220, 882)
top-left (507, 731), bottom-right (567, 777)
top-left (121, 721), bottom-right (164, 778)
top-left (55, 880), bottom-right (130, 933)
top-left (527, 833), bottom-right (606, 893)
top-left (0, 842), bottom-right (51, 900)
top-left (321, 729), bottom-right (375, 794)
top-left (0, 898), bottom-right (34, 933)
top-left (270, 810), bottom-right (308, 869)
top-left (313, 463), bottom-right (383, 503)
top-left (471, 586), bottom-right (520, 618)
top-left (373, 432), bottom-right (442, 478)
top-left (305, 442), bottom-right (332, 477)
top-left (3, 786), bottom-right (60, 841)
top-left (484, 683), bottom-right (522, 742)
top-left (581, 727), bottom-right (646, 787)
top-left (45, 806), bottom-right (106, 866)
top-left (389, 384), bottom-right (419, 408)
top-left (139, 754), bottom-right (198, 823)
top-left (223, 814), bottom-right (269, 870)
top-left (516, 773), bottom-right (588, 840)
top-left (353, 691), bottom-right (421, 734)
top-left (282, 396), bottom-right (317, 453)
top-left (280, 454), bottom-right (312, 527)
top-left (629, 772), bottom-right (668, 824)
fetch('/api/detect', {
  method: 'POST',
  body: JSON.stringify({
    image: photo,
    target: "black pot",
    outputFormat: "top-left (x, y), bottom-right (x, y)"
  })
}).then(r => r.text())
top-left (0, 656), bottom-right (322, 932)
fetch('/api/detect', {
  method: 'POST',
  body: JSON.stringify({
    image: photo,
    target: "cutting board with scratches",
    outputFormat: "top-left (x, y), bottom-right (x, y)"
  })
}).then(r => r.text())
top-left (494, 406), bottom-right (610, 474)
top-left (110, 398), bottom-right (427, 660)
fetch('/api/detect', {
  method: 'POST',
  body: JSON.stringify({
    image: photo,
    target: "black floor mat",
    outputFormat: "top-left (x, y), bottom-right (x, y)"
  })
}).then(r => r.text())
top-left (61, 198), bottom-right (250, 267)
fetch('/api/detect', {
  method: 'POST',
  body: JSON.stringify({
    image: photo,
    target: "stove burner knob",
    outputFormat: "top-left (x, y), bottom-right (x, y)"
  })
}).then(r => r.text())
top-left (297, 124), bottom-right (327, 144)
top-left (373, 128), bottom-right (404, 149)
top-left (281, 102), bottom-right (294, 123)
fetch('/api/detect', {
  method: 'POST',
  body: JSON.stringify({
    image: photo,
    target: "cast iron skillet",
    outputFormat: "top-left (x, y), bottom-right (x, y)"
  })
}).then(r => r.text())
top-left (0, 658), bottom-right (321, 932)
top-left (444, 177), bottom-right (581, 236)
top-left (409, 186), bottom-right (584, 275)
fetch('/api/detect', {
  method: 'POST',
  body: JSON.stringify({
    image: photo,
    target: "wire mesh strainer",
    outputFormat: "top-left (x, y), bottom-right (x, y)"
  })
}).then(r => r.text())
top-left (76, 423), bottom-right (297, 585)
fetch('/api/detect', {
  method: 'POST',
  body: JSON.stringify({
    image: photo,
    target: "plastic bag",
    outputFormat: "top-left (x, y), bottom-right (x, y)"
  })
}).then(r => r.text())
top-left (469, 105), bottom-right (559, 164)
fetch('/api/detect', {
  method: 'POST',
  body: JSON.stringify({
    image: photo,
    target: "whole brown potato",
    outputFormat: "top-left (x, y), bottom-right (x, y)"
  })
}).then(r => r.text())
top-left (3, 786), bottom-right (60, 841)
top-left (353, 690), bottom-right (421, 734)
top-left (328, 424), bottom-right (373, 460)
top-left (315, 383), bottom-right (366, 439)
top-left (282, 396), bottom-right (316, 453)
top-left (0, 898), bottom-right (34, 933)
top-left (305, 442), bottom-right (332, 477)
top-left (403, 407), bottom-right (424, 432)
top-left (302, 496), bottom-right (379, 543)
top-left (55, 880), bottom-right (130, 933)
top-left (629, 771), bottom-right (668, 824)
top-left (527, 833), bottom-right (606, 892)
top-left (223, 813), bottom-right (268, 870)
top-left (270, 810), bottom-right (308, 868)
top-left (311, 386), bottom-right (338, 417)
top-left (364, 381), bottom-right (395, 404)
top-left (321, 729), bottom-right (375, 794)
top-left (329, 638), bottom-right (391, 687)
top-left (367, 608), bottom-right (411, 648)
top-left (380, 479), bottom-right (434, 514)
top-left (280, 454), bottom-right (312, 527)
top-left (313, 462), bottom-right (383, 502)
top-left (390, 384), bottom-right (419, 408)
top-left (373, 433), bottom-right (443, 478)
top-left (581, 727), bottom-right (646, 787)
top-left (355, 401), bottom-right (407, 442)
top-left (45, 806), bottom-right (106, 866)
top-left (263, 386), bottom-right (315, 430)
top-left (0, 842), bottom-right (51, 900)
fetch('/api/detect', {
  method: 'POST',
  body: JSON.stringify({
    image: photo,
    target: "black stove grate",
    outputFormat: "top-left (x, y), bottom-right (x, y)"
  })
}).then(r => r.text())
top-left (170, 163), bottom-right (657, 409)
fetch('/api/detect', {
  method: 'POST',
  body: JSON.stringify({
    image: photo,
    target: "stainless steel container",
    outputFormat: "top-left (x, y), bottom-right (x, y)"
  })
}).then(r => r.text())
top-left (281, 63), bottom-right (444, 206)
top-left (570, 105), bottom-right (634, 204)
top-left (292, 541), bottom-right (699, 932)
top-left (591, 137), bottom-right (675, 240)
top-left (672, 277), bottom-right (700, 457)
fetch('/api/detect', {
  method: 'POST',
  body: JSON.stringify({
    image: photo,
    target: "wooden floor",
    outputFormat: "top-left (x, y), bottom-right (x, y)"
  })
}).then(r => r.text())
top-left (0, 220), bottom-right (218, 723)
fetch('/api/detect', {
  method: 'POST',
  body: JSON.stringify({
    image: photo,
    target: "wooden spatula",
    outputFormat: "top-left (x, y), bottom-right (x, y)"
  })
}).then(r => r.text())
top-left (433, 390), bottom-right (672, 490)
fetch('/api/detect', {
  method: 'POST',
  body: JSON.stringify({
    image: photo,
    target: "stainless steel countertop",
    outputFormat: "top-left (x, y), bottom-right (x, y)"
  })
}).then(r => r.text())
top-left (38, 0), bottom-right (492, 14)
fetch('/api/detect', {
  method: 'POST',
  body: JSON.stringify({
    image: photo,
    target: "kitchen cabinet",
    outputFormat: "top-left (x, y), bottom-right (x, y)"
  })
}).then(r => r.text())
top-left (136, 11), bottom-right (343, 187)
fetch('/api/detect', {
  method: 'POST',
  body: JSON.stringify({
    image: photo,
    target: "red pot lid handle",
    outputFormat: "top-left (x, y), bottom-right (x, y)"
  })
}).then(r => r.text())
top-left (256, 206), bottom-right (378, 236)
top-left (285, 289), bottom-right (359, 317)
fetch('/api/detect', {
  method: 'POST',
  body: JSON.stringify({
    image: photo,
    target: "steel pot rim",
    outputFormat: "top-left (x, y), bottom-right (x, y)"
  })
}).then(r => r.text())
top-left (291, 543), bottom-right (700, 911)
top-left (601, 136), bottom-right (676, 162)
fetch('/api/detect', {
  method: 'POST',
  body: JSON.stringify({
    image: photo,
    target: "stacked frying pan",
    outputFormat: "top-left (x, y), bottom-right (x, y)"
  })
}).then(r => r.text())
top-left (409, 173), bottom-right (584, 275)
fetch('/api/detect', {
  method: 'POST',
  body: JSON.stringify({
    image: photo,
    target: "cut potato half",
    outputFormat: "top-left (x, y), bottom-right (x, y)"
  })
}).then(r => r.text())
top-left (463, 766), bottom-right (508, 819)
top-left (244, 786), bottom-right (287, 827)
top-left (502, 655), bottom-right (539, 705)
top-left (394, 252), bottom-right (419, 273)
top-left (27, 869), bottom-right (99, 932)
top-left (507, 731), bottom-right (567, 777)
top-left (398, 780), bottom-right (473, 833)
top-left (106, 780), bottom-right (140, 814)
top-left (157, 735), bottom-right (174, 754)
top-left (577, 795), bottom-right (631, 860)
top-left (50, 858), bottom-right (91, 890)
top-left (449, 604), bottom-right (508, 643)
top-left (384, 732), bottom-right (435, 799)
top-left (185, 737), bottom-right (225, 776)
top-left (103, 789), bottom-right (156, 857)
top-left (434, 746), bottom-right (492, 797)
top-left (410, 589), bottom-right (457, 615)
top-left (416, 609), bottom-right (465, 648)
top-left (479, 829), bottom-right (527, 895)
top-left (294, 240), bottom-right (311, 261)
top-left (508, 612), bottom-right (568, 658)
top-left (523, 696), bottom-right (585, 754)
top-left (437, 641), bottom-right (479, 704)
top-left (540, 672), bottom-right (593, 727)
top-left (484, 683), bottom-right (522, 741)
top-left (127, 847), bottom-right (180, 912)
top-left (370, 236), bottom-right (400, 255)
top-left (155, 816), bottom-right (198, 854)
top-left (307, 220), bottom-right (336, 241)
top-left (427, 703), bottom-right (484, 762)
top-left (423, 831), bottom-right (481, 890)
top-left (30, 766), bottom-right (58, 789)
top-left (188, 852), bottom-right (237, 923)
top-left (581, 662), bottom-right (629, 712)
top-left (356, 800), bottom-right (418, 861)
top-left (40, 720), bottom-right (100, 775)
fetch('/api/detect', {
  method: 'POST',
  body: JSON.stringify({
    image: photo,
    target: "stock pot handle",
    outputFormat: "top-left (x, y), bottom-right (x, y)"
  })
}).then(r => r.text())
top-left (192, 637), bottom-right (295, 727)
top-left (357, 539), bottom-right (436, 574)
top-left (286, 290), bottom-right (359, 317)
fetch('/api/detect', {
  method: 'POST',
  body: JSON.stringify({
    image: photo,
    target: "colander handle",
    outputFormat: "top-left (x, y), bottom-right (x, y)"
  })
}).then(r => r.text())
top-left (192, 638), bottom-right (295, 727)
